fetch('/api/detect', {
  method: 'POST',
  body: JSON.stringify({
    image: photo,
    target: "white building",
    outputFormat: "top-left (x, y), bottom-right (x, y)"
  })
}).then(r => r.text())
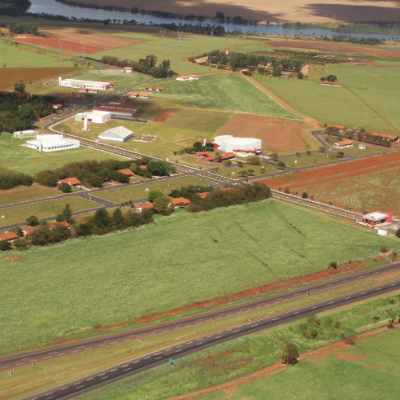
top-left (27, 134), bottom-right (80, 152)
top-left (58, 77), bottom-right (111, 91)
top-left (213, 135), bottom-right (262, 157)
top-left (85, 110), bottom-right (112, 124)
top-left (98, 126), bottom-right (134, 142)
top-left (176, 75), bottom-right (199, 81)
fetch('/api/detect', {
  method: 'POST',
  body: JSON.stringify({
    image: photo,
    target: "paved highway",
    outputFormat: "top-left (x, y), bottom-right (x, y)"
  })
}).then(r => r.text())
top-left (2, 262), bottom-right (400, 373)
top-left (22, 278), bottom-right (400, 400)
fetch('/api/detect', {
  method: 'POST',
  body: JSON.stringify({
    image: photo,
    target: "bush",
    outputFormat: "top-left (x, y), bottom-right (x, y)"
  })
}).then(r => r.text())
top-left (29, 224), bottom-right (70, 246)
top-left (13, 238), bottom-right (29, 250)
top-left (0, 171), bottom-right (33, 190)
top-left (33, 170), bottom-right (58, 187)
top-left (328, 261), bottom-right (338, 270)
top-left (26, 215), bottom-right (39, 226)
top-left (58, 183), bottom-right (72, 193)
top-left (380, 246), bottom-right (389, 253)
top-left (302, 192), bottom-right (308, 199)
top-left (148, 190), bottom-right (164, 203)
top-left (0, 241), bottom-right (11, 251)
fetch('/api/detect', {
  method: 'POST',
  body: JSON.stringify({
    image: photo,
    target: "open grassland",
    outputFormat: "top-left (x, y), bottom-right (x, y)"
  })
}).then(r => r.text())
top-left (0, 40), bottom-right (77, 68)
top-left (144, 74), bottom-right (299, 118)
top-left (0, 135), bottom-right (125, 175)
top-left (260, 152), bottom-right (400, 214)
top-left (255, 61), bottom-right (400, 133)
top-left (0, 200), bottom-right (396, 352)
top-left (0, 184), bottom-right (59, 207)
top-left (96, 176), bottom-right (212, 203)
top-left (75, 293), bottom-right (400, 400)
top-left (0, 196), bottom-right (96, 227)
top-left (93, 34), bottom-right (252, 76)
top-left (57, 107), bottom-right (233, 161)
top-left (213, 164), bottom-right (279, 178)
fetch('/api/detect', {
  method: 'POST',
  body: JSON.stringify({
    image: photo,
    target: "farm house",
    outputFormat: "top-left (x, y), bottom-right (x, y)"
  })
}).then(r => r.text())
top-left (0, 232), bottom-right (18, 242)
top-left (27, 134), bottom-right (80, 152)
top-left (333, 140), bottom-right (354, 148)
top-left (98, 126), bottom-right (134, 142)
top-left (13, 130), bottom-right (38, 139)
top-left (58, 77), bottom-right (111, 91)
top-left (213, 135), bottom-right (262, 157)
top-left (176, 75), bottom-right (199, 81)
top-left (57, 177), bottom-right (81, 187)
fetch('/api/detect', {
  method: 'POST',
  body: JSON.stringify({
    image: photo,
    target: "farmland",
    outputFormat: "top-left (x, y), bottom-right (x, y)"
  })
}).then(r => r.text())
top-left (0, 135), bottom-right (124, 175)
top-left (144, 74), bottom-right (299, 118)
top-left (254, 61), bottom-right (400, 133)
top-left (259, 152), bottom-right (400, 214)
top-left (0, 199), bottom-right (395, 351)
top-left (215, 114), bottom-right (319, 155)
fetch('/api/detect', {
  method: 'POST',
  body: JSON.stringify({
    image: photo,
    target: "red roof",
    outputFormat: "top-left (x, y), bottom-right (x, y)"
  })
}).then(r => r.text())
top-left (117, 169), bottom-right (135, 176)
top-left (138, 165), bottom-right (147, 170)
top-left (0, 232), bottom-right (18, 241)
top-left (154, 87), bottom-right (165, 91)
top-left (58, 177), bottom-right (81, 186)
top-left (53, 104), bottom-right (62, 108)
top-left (138, 203), bottom-right (154, 210)
top-left (54, 221), bottom-right (70, 228)
top-left (221, 187), bottom-right (234, 192)
top-left (171, 197), bottom-right (191, 206)
top-left (197, 192), bottom-right (209, 199)
top-left (22, 226), bottom-right (40, 236)
top-left (145, 86), bottom-right (155, 90)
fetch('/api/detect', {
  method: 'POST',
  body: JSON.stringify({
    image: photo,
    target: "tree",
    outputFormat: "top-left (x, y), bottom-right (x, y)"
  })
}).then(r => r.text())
top-left (326, 75), bottom-right (337, 82)
top-left (272, 66), bottom-right (280, 77)
top-left (147, 161), bottom-right (170, 176)
top-left (0, 241), bottom-right (11, 251)
top-left (14, 80), bottom-right (25, 93)
top-left (238, 170), bottom-right (248, 178)
top-left (62, 204), bottom-right (73, 223)
top-left (396, 228), bottom-right (400, 239)
top-left (153, 196), bottom-right (173, 215)
top-left (26, 215), bottom-right (39, 226)
top-left (93, 208), bottom-right (111, 228)
top-left (112, 207), bottom-right (125, 226)
top-left (148, 190), bottom-right (164, 203)
top-left (302, 192), bottom-right (308, 199)
top-left (15, 227), bottom-right (23, 237)
top-left (320, 77), bottom-right (326, 82)
top-left (297, 72), bottom-right (304, 79)
top-left (319, 146), bottom-right (326, 153)
top-left (328, 261), bottom-right (338, 270)
top-left (282, 343), bottom-right (299, 365)
top-left (14, 238), bottom-right (29, 250)
top-left (336, 151), bottom-right (344, 159)
top-left (216, 12), bottom-right (225, 22)
top-left (277, 161), bottom-right (286, 168)
top-left (76, 223), bottom-right (92, 236)
top-left (58, 183), bottom-right (72, 193)
top-left (247, 156), bottom-right (261, 165)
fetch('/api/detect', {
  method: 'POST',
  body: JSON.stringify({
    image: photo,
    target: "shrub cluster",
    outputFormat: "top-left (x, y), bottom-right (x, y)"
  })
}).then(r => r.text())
top-left (0, 171), bottom-right (33, 190)
top-left (29, 223), bottom-right (71, 246)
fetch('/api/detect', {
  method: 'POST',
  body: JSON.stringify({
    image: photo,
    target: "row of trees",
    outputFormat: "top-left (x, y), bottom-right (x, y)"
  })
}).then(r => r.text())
top-left (0, 171), bottom-right (33, 190)
top-left (101, 55), bottom-right (174, 78)
top-left (326, 126), bottom-right (393, 147)
top-left (324, 35), bottom-right (383, 45)
top-left (8, 21), bottom-right (43, 36)
top-left (172, 141), bottom-right (215, 156)
top-left (0, 0), bottom-right (30, 17)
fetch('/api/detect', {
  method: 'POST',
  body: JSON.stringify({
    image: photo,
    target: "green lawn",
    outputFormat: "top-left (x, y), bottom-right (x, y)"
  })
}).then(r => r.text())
top-left (93, 34), bottom-right (253, 76)
top-left (146, 73), bottom-right (299, 118)
top-left (0, 135), bottom-right (125, 175)
top-left (0, 184), bottom-right (59, 206)
top-left (254, 61), bottom-right (400, 133)
top-left (282, 152), bottom-right (338, 168)
top-left (212, 164), bottom-right (279, 178)
top-left (95, 176), bottom-right (212, 203)
top-left (0, 196), bottom-right (97, 227)
top-left (0, 199), bottom-right (396, 352)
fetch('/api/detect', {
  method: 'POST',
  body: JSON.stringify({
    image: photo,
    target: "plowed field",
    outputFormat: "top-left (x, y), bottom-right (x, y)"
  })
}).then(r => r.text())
top-left (267, 40), bottom-right (400, 59)
top-left (260, 152), bottom-right (400, 213)
top-left (216, 115), bottom-right (316, 153)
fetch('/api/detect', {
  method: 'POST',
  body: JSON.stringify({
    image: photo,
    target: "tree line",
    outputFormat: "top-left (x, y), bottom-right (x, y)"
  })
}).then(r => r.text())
top-left (8, 21), bottom-right (44, 36)
top-left (0, 0), bottom-right (30, 17)
top-left (324, 35), bottom-right (384, 45)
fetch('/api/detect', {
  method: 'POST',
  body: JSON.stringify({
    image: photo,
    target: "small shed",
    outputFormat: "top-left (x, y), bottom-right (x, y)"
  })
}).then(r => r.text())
top-left (13, 130), bottom-right (38, 139)
top-left (98, 126), bottom-right (134, 142)
top-left (333, 140), bottom-right (353, 148)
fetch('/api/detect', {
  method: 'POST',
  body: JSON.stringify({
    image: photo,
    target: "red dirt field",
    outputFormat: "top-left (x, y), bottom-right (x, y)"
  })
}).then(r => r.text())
top-left (155, 110), bottom-right (177, 123)
top-left (216, 115), bottom-right (311, 153)
top-left (267, 40), bottom-right (400, 59)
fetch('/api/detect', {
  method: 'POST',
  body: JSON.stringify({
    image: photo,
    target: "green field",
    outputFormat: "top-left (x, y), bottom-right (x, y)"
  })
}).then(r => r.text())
top-left (0, 184), bottom-right (59, 206)
top-left (95, 176), bottom-right (212, 204)
top-left (93, 34), bottom-right (253, 76)
top-left (254, 61), bottom-right (400, 133)
top-left (1, 199), bottom-right (396, 352)
top-left (0, 196), bottom-right (97, 227)
top-left (213, 164), bottom-right (279, 178)
top-left (0, 135), bottom-right (124, 175)
top-left (76, 293), bottom-right (400, 400)
top-left (139, 73), bottom-right (299, 118)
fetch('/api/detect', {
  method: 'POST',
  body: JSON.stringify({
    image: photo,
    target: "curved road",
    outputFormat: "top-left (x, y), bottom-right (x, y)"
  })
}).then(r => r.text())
top-left (2, 262), bottom-right (400, 372)
top-left (23, 278), bottom-right (400, 400)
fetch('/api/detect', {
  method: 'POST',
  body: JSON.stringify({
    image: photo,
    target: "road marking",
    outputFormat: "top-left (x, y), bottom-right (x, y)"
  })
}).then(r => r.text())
top-left (75, 382), bottom-right (81, 385)
top-left (78, 346), bottom-right (85, 348)
top-left (22, 357), bottom-right (29, 360)
top-left (233, 330), bottom-right (239, 333)
top-left (294, 312), bottom-right (300, 314)
top-left (144, 356), bottom-right (150, 359)
top-left (101, 376), bottom-right (108, 380)
top-left (76, 385), bottom-right (84, 389)
top-left (345, 297), bottom-right (350, 299)
top-left (175, 350), bottom-right (180, 353)
top-left (111, 369), bottom-right (117, 371)
top-left (122, 365), bottom-right (128, 367)
top-left (155, 356), bottom-right (162, 360)
top-left (216, 336), bottom-right (221, 338)
top-left (329, 302), bottom-right (334, 304)
top-left (391, 284), bottom-right (397, 286)
top-left (312, 307), bottom-right (317, 309)
top-left (272, 318), bottom-right (278, 320)
top-left (99, 373), bottom-right (105, 376)
top-left (86, 377), bottom-right (93, 381)
top-left (124, 368), bottom-right (130, 371)
top-left (251, 324), bottom-right (259, 327)
top-left (133, 360), bottom-right (139, 363)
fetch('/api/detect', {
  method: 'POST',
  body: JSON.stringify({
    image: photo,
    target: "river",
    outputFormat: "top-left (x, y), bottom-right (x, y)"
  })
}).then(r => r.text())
top-left (28, 0), bottom-right (400, 40)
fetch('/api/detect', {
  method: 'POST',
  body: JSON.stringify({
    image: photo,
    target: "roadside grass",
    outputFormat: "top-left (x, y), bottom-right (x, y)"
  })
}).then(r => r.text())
top-left (56, 108), bottom-right (232, 161)
top-left (93, 35), bottom-right (252, 76)
top-left (0, 184), bottom-right (59, 207)
top-left (2, 275), bottom-right (395, 400)
top-left (135, 74), bottom-right (299, 118)
top-left (254, 61), bottom-right (400, 132)
top-left (211, 164), bottom-right (279, 178)
top-left (0, 199), bottom-right (396, 353)
top-left (0, 135), bottom-right (125, 175)
top-left (200, 329), bottom-right (400, 400)
top-left (281, 152), bottom-right (337, 168)
top-left (0, 196), bottom-right (97, 227)
top-left (95, 176), bottom-right (213, 204)
top-left (75, 292), bottom-right (400, 400)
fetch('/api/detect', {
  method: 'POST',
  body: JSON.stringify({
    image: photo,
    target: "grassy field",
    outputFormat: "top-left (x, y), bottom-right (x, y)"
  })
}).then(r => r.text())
top-left (93, 34), bottom-right (253, 76)
top-left (137, 73), bottom-right (299, 119)
top-left (76, 293), bottom-right (400, 400)
top-left (0, 199), bottom-right (396, 352)
top-left (254, 61), bottom-right (400, 133)
top-left (95, 176), bottom-right (212, 203)
top-left (0, 135), bottom-right (124, 175)
top-left (0, 196), bottom-right (97, 227)
top-left (213, 164), bottom-right (279, 178)
top-left (0, 184), bottom-right (59, 206)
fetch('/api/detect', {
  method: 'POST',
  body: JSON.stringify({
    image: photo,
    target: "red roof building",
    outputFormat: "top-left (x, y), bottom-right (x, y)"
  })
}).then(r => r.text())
top-left (57, 177), bottom-right (81, 186)
top-left (138, 165), bottom-right (147, 170)
top-left (117, 169), bottom-right (135, 176)
top-left (22, 227), bottom-right (40, 237)
top-left (197, 192), bottom-right (209, 199)
top-left (170, 197), bottom-right (191, 206)
top-left (0, 232), bottom-right (18, 242)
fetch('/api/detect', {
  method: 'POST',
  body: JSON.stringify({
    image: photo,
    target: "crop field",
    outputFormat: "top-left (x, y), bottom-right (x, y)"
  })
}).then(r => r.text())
top-left (0, 135), bottom-right (124, 175)
top-left (0, 40), bottom-right (77, 68)
top-left (260, 152), bottom-right (400, 213)
top-left (95, 175), bottom-right (212, 203)
top-left (0, 184), bottom-right (59, 206)
top-left (0, 199), bottom-right (395, 351)
top-left (0, 196), bottom-right (96, 227)
top-left (93, 34), bottom-right (253, 76)
top-left (254, 61), bottom-right (400, 133)
top-left (147, 74), bottom-right (299, 118)
top-left (215, 114), bottom-right (319, 155)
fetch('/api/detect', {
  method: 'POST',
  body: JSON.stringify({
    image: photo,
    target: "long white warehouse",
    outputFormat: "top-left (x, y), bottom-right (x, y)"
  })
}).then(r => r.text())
top-left (27, 134), bottom-right (80, 152)
top-left (213, 135), bottom-right (262, 157)
top-left (58, 77), bottom-right (111, 91)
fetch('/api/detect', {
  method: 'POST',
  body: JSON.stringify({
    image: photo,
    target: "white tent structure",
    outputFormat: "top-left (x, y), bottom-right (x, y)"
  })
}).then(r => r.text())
top-left (98, 126), bottom-right (134, 142)
top-left (213, 135), bottom-right (262, 157)
top-left (27, 134), bottom-right (80, 152)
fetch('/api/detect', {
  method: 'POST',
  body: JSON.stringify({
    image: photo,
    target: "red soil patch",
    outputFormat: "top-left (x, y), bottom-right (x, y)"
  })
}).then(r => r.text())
top-left (336, 352), bottom-right (367, 361)
top-left (4, 256), bottom-right (19, 260)
top-left (217, 115), bottom-right (309, 153)
top-left (267, 40), bottom-right (400, 59)
top-left (155, 110), bottom-right (177, 123)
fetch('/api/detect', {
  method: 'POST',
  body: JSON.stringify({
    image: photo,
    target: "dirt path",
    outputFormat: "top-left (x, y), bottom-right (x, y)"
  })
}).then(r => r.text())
top-left (168, 327), bottom-right (389, 400)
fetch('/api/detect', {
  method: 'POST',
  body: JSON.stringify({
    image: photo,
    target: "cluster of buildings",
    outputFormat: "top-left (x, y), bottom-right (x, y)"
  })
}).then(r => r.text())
top-left (58, 77), bottom-right (116, 92)
top-left (176, 75), bottom-right (199, 81)
top-left (328, 125), bottom-right (399, 143)
top-left (145, 86), bottom-right (165, 92)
